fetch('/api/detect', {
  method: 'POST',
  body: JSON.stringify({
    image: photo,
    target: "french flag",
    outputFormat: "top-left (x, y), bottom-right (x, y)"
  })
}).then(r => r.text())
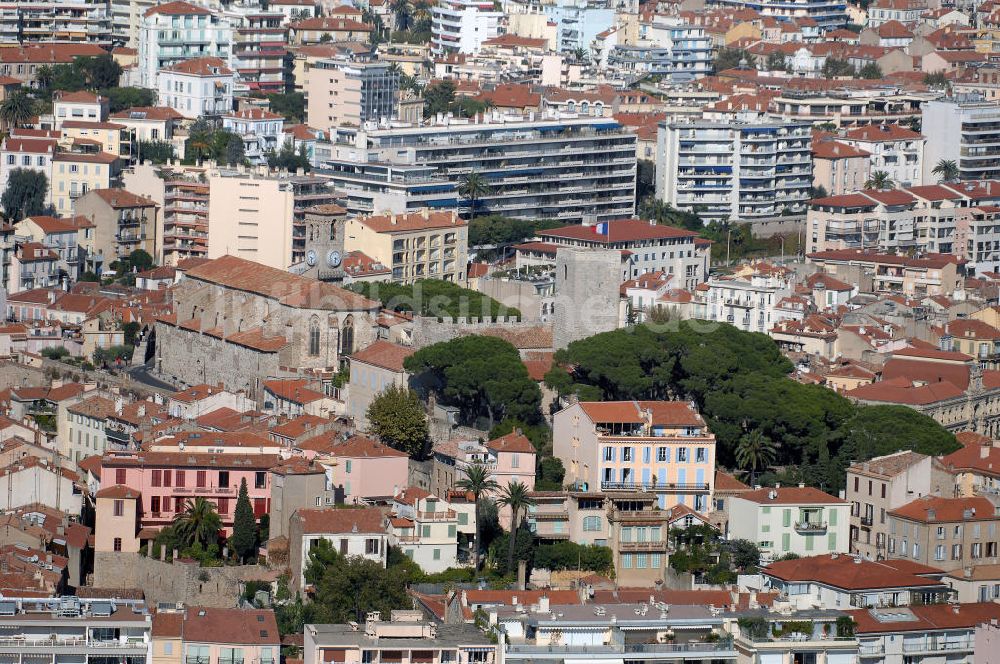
top-left (595, 222), bottom-right (609, 235)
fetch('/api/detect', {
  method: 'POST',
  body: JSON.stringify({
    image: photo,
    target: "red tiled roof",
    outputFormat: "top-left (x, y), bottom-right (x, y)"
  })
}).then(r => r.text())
top-left (162, 56), bottom-right (233, 76)
top-left (764, 554), bottom-right (944, 590)
top-left (736, 486), bottom-right (846, 505)
top-left (890, 495), bottom-right (997, 522)
top-left (486, 431), bottom-right (535, 454)
top-left (144, 0), bottom-right (211, 17)
top-left (578, 401), bottom-right (704, 427)
top-left (848, 603), bottom-right (1000, 634)
top-left (291, 507), bottom-right (384, 534)
top-left (354, 210), bottom-right (465, 233)
top-left (349, 340), bottom-right (413, 372)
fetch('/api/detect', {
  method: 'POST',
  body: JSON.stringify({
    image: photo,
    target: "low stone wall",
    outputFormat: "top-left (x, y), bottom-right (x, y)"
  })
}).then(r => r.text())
top-left (411, 316), bottom-right (547, 349)
top-left (93, 551), bottom-right (277, 607)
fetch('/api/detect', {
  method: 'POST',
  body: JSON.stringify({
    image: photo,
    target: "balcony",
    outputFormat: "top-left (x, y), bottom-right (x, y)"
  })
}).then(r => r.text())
top-left (859, 515), bottom-right (873, 527)
top-left (531, 510), bottom-right (570, 521)
top-left (505, 640), bottom-right (735, 658)
top-left (618, 540), bottom-right (668, 551)
top-left (602, 481), bottom-right (710, 493)
top-left (417, 510), bottom-right (456, 521)
top-left (794, 521), bottom-right (828, 534)
top-left (902, 638), bottom-right (973, 654)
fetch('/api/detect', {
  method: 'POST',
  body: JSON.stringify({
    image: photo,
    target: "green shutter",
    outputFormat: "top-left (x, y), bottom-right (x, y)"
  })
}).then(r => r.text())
top-left (805, 533), bottom-right (815, 551)
top-left (829, 532), bottom-right (837, 550)
top-left (829, 509), bottom-right (837, 526)
top-left (783, 509), bottom-right (791, 528)
top-left (782, 533), bottom-right (790, 551)
top-left (448, 525), bottom-right (456, 537)
top-left (458, 512), bottom-right (468, 525)
top-left (422, 525), bottom-right (430, 537)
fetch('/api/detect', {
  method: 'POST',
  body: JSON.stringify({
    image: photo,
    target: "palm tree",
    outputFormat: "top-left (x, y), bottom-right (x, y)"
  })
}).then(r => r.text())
top-left (458, 171), bottom-right (491, 218)
top-left (863, 170), bottom-right (894, 191)
top-left (389, 0), bottom-right (412, 32)
top-left (932, 159), bottom-right (960, 183)
top-left (456, 463), bottom-right (499, 570)
top-left (496, 480), bottom-right (536, 575)
top-left (173, 497), bottom-right (222, 548)
top-left (0, 91), bottom-right (35, 130)
top-left (735, 430), bottom-right (777, 488)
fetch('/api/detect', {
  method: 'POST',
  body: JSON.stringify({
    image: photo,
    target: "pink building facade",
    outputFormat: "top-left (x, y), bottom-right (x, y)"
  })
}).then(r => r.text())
top-left (101, 450), bottom-right (280, 535)
top-left (299, 433), bottom-right (409, 503)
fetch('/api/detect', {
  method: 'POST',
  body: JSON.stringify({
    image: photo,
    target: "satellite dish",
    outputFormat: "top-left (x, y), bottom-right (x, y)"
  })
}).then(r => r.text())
top-left (327, 250), bottom-right (342, 268)
top-left (306, 249), bottom-right (317, 267)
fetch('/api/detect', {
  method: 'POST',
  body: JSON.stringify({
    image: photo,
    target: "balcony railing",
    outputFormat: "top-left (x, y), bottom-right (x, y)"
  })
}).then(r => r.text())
top-left (602, 481), bottom-right (710, 493)
top-left (794, 521), bottom-right (828, 534)
top-left (618, 540), bottom-right (668, 551)
top-left (859, 515), bottom-right (873, 527)
top-left (417, 510), bottom-right (457, 521)
top-left (506, 640), bottom-right (735, 656)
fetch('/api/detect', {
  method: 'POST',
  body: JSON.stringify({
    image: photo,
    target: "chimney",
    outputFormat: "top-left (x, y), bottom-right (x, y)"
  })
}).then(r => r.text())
top-left (982, 445), bottom-right (991, 459)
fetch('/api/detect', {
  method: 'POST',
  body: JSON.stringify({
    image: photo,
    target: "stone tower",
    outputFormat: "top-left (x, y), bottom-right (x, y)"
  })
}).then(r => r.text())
top-left (554, 246), bottom-right (622, 350)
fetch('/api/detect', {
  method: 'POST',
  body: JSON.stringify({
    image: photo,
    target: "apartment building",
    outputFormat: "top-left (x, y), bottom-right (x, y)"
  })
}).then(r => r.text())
top-left (536, 219), bottom-right (705, 288)
top-left (343, 210), bottom-right (468, 284)
top-left (323, 114), bottom-right (637, 223)
top-left (848, 602), bottom-right (1000, 664)
top-left (553, 400), bottom-right (716, 512)
top-left (139, 0), bottom-right (232, 89)
top-left (288, 507), bottom-right (387, 591)
top-left (73, 188), bottom-right (159, 269)
top-left (941, 437), bottom-right (1000, 497)
top-left (728, 486), bottom-right (851, 561)
top-left (527, 491), bottom-right (610, 545)
top-left (0, 135), bottom-right (56, 206)
top-left (301, 432), bottom-right (409, 504)
top-left (14, 214), bottom-right (94, 282)
top-left (840, 124), bottom-right (925, 189)
top-left (656, 119), bottom-right (813, 222)
top-left (0, 0), bottom-right (113, 45)
top-left (207, 170), bottom-right (338, 269)
top-left (60, 120), bottom-right (130, 158)
top-left (221, 109), bottom-right (284, 166)
top-left (123, 162), bottom-right (209, 265)
top-left (306, 55), bottom-right (399, 134)
top-left (388, 487), bottom-right (460, 573)
top-left (498, 596), bottom-right (732, 664)
top-left (806, 249), bottom-right (965, 297)
top-left (769, 88), bottom-right (933, 128)
top-left (304, 612), bottom-right (497, 664)
top-left (0, 595), bottom-right (151, 661)
top-left (157, 56), bottom-right (234, 119)
top-left (151, 606), bottom-right (279, 664)
top-left (922, 95), bottom-right (1000, 183)
top-left (606, 19), bottom-right (713, 82)
top-left (887, 495), bottom-right (1000, 572)
top-left (812, 140), bottom-right (870, 196)
top-left (227, 8), bottom-right (290, 96)
top-left (847, 451), bottom-right (952, 560)
top-left (100, 449), bottom-right (278, 536)
top-left (51, 152), bottom-right (123, 215)
top-left (688, 271), bottom-right (796, 334)
top-left (706, 0), bottom-right (845, 29)
top-left (53, 91), bottom-right (109, 129)
top-left (432, 0), bottom-right (504, 54)
top-left (761, 555), bottom-right (951, 610)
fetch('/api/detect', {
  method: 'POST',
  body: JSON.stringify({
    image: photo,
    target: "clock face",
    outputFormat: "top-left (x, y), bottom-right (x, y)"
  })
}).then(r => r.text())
top-left (306, 250), bottom-right (317, 266)
top-left (327, 250), bottom-right (342, 268)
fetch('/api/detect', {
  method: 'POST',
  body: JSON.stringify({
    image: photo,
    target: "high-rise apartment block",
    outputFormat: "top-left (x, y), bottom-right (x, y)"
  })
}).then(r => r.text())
top-left (922, 95), bottom-right (1000, 183)
top-left (656, 119), bottom-right (813, 222)
top-left (324, 115), bottom-right (637, 222)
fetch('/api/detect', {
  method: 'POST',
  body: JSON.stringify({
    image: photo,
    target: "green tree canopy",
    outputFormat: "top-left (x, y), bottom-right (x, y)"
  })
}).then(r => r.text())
top-left (405, 335), bottom-right (543, 427)
top-left (366, 384), bottom-right (429, 457)
top-left (304, 539), bottom-right (412, 622)
top-left (348, 279), bottom-right (519, 320)
top-left (546, 320), bottom-right (957, 491)
top-left (266, 91), bottom-right (306, 122)
top-left (467, 215), bottom-right (562, 247)
top-left (231, 478), bottom-right (257, 562)
top-left (2, 169), bottom-right (49, 221)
